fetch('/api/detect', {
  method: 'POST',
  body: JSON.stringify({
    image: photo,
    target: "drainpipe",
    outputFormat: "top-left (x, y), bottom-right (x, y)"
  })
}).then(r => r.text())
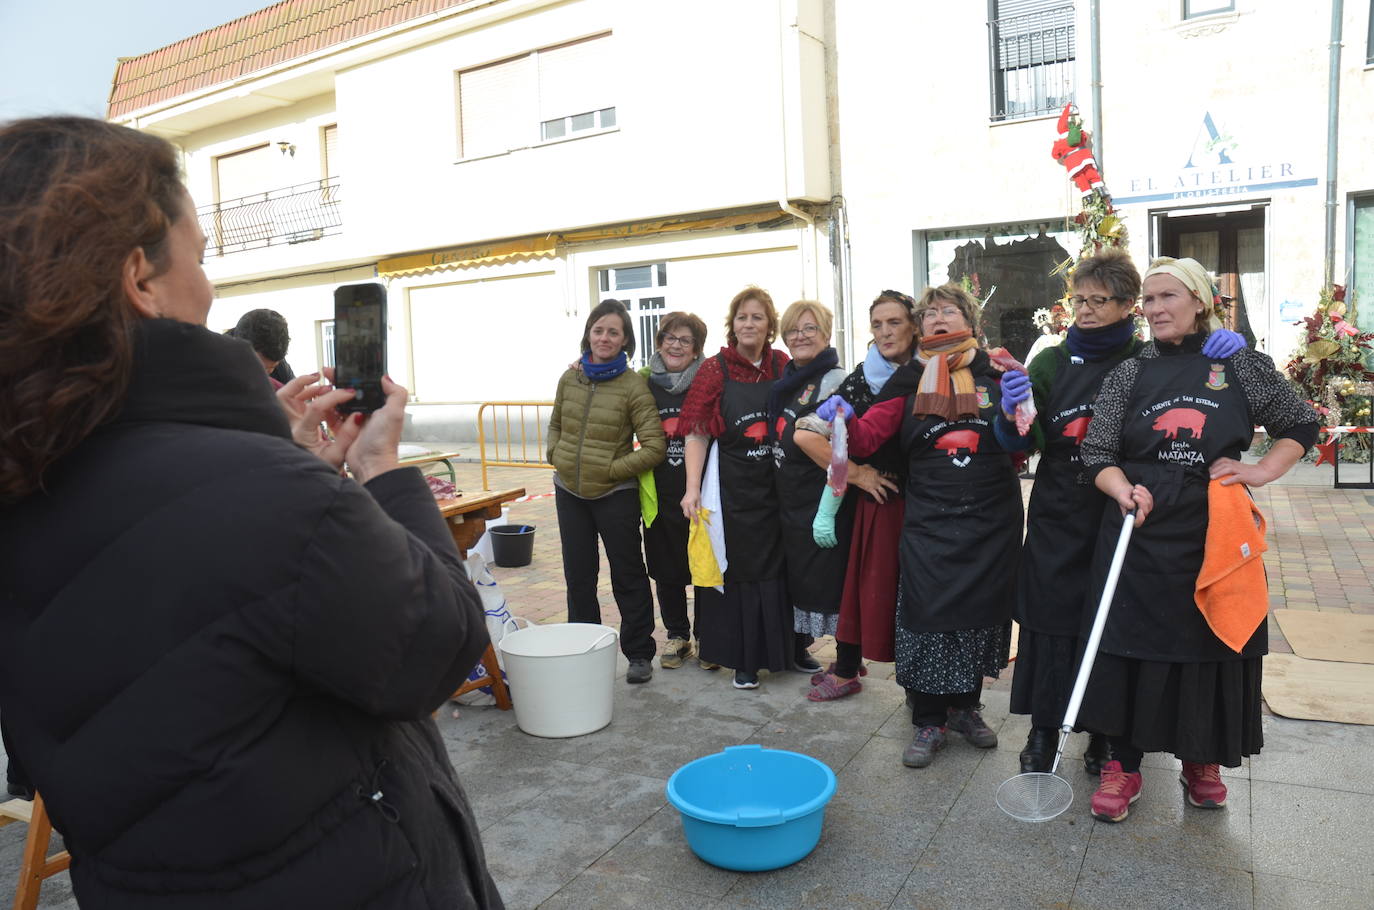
top-left (1090, 0), bottom-right (1103, 171)
top-left (776, 0), bottom-right (817, 298)
top-left (1324, 0), bottom-right (1344, 286)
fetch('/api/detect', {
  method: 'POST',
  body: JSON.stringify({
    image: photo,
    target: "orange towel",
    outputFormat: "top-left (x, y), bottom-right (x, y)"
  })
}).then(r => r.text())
top-left (1194, 479), bottom-right (1269, 653)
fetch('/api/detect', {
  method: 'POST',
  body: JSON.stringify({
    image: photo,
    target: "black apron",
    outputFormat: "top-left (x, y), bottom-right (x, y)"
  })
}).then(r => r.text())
top-left (716, 353), bottom-right (783, 583)
top-left (642, 381), bottom-right (689, 585)
top-left (1089, 350), bottom-right (1260, 662)
top-left (773, 368), bottom-right (854, 613)
top-left (898, 358), bottom-right (1023, 633)
top-left (1016, 347), bottom-right (1124, 635)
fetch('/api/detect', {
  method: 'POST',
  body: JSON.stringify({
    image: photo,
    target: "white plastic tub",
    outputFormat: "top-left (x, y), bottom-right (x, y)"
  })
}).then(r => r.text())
top-left (497, 623), bottom-right (619, 738)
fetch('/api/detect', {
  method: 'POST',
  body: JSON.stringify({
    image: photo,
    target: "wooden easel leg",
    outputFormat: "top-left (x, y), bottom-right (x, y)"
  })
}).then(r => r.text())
top-left (13, 794), bottom-right (69, 910)
top-left (482, 644), bottom-right (513, 710)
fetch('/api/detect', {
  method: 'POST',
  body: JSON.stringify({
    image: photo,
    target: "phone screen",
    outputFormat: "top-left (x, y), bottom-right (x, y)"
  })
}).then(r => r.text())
top-left (334, 283), bottom-right (387, 412)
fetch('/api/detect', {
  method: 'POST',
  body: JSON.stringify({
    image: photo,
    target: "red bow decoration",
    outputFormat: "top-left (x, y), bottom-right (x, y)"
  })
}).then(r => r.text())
top-left (1314, 439), bottom-right (1338, 467)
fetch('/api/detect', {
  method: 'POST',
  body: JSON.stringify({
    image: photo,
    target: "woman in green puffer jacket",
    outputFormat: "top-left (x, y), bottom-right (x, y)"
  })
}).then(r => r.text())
top-left (547, 299), bottom-right (666, 684)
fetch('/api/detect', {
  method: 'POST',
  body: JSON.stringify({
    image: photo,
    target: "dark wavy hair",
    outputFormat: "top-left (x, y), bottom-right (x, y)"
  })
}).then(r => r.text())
top-left (235, 308), bottom-right (290, 362)
top-left (0, 117), bottom-right (183, 501)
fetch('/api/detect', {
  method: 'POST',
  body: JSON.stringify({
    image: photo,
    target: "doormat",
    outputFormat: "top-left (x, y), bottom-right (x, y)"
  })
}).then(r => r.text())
top-left (1262, 652), bottom-right (1374, 726)
top-left (1273, 609), bottom-right (1374, 664)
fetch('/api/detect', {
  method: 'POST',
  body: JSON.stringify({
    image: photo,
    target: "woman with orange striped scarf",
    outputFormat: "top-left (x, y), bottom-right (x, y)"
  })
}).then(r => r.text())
top-left (817, 284), bottom-right (1031, 769)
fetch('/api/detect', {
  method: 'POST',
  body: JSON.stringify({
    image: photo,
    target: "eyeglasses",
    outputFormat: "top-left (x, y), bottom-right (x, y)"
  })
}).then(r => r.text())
top-left (660, 333), bottom-right (695, 349)
top-left (783, 324), bottom-right (822, 340)
top-left (1068, 294), bottom-right (1131, 310)
top-left (919, 306), bottom-right (963, 322)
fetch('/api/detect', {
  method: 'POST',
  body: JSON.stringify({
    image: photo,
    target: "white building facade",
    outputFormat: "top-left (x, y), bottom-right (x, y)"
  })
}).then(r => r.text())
top-left (835, 0), bottom-right (1374, 362)
top-left (109, 0), bottom-right (839, 438)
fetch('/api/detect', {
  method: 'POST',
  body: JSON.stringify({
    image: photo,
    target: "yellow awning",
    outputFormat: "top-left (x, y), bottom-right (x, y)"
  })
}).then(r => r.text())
top-left (378, 236), bottom-right (557, 277)
top-left (378, 209), bottom-right (793, 278)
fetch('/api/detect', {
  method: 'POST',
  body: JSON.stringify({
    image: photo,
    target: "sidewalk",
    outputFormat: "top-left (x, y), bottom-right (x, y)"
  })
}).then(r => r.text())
top-left (3, 463), bottom-right (1370, 908)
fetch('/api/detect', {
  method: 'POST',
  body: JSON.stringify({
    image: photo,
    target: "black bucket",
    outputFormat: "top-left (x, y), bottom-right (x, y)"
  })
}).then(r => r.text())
top-left (490, 525), bottom-right (536, 567)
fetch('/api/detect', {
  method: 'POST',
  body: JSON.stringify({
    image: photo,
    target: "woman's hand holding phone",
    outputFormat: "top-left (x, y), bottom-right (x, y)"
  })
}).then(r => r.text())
top-left (343, 375), bottom-right (407, 484)
top-left (278, 368), bottom-right (361, 470)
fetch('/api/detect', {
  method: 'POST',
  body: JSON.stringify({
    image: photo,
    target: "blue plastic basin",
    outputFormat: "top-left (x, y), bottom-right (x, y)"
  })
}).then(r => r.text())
top-left (665, 745), bottom-right (837, 871)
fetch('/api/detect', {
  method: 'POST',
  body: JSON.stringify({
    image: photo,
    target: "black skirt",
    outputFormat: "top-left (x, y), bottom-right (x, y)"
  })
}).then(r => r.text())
top-left (695, 579), bottom-right (792, 673)
top-left (1075, 652), bottom-right (1264, 767)
top-left (1009, 626), bottom-right (1082, 729)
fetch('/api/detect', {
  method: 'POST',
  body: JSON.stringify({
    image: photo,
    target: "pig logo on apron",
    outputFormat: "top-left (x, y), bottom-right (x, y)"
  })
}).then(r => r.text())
top-left (1152, 407), bottom-right (1207, 440)
top-left (934, 428), bottom-right (981, 468)
top-left (1062, 415), bottom-right (1092, 445)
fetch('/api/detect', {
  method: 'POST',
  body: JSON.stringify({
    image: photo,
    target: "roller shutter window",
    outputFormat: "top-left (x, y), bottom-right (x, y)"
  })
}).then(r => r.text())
top-left (989, 0), bottom-right (1075, 121)
top-left (458, 54), bottom-right (536, 159)
top-left (536, 34), bottom-right (615, 141)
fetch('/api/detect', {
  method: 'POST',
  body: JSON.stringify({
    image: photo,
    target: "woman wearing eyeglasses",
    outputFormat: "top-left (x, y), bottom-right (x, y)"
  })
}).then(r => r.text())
top-left (638, 312), bottom-right (713, 670)
top-left (770, 301), bottom-right (854, 679)
top-left (678, 287), bottom-right (792, 690)
top-left (815, 284), bottom-right (1029, 768)
top-left (793, 291), bottom-right (917, 701)
top-left (1007, 250), bottom-right (1245, 777)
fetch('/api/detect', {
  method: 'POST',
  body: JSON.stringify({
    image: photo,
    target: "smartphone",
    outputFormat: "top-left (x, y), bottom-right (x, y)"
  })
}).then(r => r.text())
top-left (333, 282), bottom-right (387, 413)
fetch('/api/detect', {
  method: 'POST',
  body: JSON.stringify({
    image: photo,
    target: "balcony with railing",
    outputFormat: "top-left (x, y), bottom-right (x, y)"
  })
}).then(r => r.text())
top-left (988, 4), bottom-right (1075, 122)
top-left (199, 177), bottom-right (342, 256)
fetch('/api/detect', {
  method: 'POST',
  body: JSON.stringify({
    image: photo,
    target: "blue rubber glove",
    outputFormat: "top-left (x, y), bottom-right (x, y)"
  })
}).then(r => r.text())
top-left (1201, 328), bottom-right (1246, 359)
top-left (999, 370), bottom-right (1031, 418)
top-left (812, 486), bottom-right (844, 548)
top-left (815, 395), bottom-right (854, 423)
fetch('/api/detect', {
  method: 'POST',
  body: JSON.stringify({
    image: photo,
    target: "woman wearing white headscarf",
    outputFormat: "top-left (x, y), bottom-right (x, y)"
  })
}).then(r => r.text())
top-left (1075, 257), bottom-right (1318, 824)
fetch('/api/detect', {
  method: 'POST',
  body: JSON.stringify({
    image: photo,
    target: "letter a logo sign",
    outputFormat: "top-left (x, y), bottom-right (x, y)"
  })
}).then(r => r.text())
top-left (1185, 112), bottom-right (1238, 169)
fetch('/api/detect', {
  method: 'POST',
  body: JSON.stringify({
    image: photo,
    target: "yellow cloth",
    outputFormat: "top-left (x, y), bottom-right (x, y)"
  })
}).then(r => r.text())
top-left (1194, 479), bottom-right (1269, 653)
top-left (688, 509), bottom-right (724, 587)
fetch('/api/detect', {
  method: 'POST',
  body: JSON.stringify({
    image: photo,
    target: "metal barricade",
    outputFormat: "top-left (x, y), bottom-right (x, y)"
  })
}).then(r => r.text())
top-left (477, 401), bottom-right (555, 489)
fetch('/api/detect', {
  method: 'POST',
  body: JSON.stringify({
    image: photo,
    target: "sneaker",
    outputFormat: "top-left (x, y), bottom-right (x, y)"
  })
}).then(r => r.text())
top-left (792, 649), bottom-right (822, 673)
top-left (946, 705), bottom-right (998, 749)
top-left (902, 725), bottom-right (946, 768)
top-left (732, 670), bottom-right (760, 690)
top-left (660, 636), bottom-right (693, 669)
top-left (697, 640), bottom-right (719, 670)
top-left (1090, 760), bottom-right (1144, 823)
top-left (626, 658), bottom-right (653, 684)
top-left (1179, 762), bottom-right (1228, 809)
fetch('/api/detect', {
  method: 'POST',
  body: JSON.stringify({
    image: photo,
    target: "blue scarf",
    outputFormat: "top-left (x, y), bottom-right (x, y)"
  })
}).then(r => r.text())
top-left (581, 351), bottom-right (628, 381)
top-left (1065, 319), bottom-right (1136, 362)
top-left (863, 343), bottom-right (900, 395)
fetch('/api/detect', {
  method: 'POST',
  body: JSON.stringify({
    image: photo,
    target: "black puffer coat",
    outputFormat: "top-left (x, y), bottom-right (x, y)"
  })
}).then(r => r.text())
top-left (0, 320), bottom-right (503, 909)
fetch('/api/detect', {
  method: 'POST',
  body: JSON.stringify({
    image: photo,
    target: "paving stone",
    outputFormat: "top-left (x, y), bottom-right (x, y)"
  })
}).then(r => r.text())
top-left (1253, 873), bottom-right (1373, 910)
top-left (1250, 715), bottom-right (1374, 795)
top-left (539, 869), bottom-right (725, 909)
top-left (580, 805), bottom-right (741, 900)
top-left (1072, 852), bottom-right (1253, 910)
top-left (1251, 780), bottom-right (1374, 888)
top-left (719, 798), bottom-right (927, 909)
top-left (447, 748), bottom-right (587, 831)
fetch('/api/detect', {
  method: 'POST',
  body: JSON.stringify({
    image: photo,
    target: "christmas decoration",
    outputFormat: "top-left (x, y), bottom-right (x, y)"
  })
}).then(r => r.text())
top-left (1284, 285), bottom-right (1374, 464)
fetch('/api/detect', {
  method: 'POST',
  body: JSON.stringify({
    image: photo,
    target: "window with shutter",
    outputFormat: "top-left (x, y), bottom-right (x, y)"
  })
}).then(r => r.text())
top-left (1183, 1), bottom-right (1234, 18)
top-left (457, 33), bottom-right (614, 158)
top-left (322, 124), bottom-right (338, 177)
top-left (988, 1), bottom-right (1075, 122)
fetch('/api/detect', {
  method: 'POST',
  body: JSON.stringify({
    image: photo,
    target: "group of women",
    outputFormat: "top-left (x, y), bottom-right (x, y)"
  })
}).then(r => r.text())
top-left (551, 248), bottom-right (1318, 826)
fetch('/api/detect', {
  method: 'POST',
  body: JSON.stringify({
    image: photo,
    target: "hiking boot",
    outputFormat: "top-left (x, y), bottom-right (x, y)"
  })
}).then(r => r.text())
top-left (1090, 760), bottom-right (1143, 823)
top-left (660, 636), bottom-right (693, 669)
top-left (626, 658), bottom-right (653, 684)
top-left (1082, 733), bottom-right (1110, 776)
top-left (732, 670), bottom-right (760, 690)
top-left (902, 725), bottom-right (946, 768)
top-left (1019, 727), bottom-right (1056, 773)
top-left (697, 640), bottom-right (719, 670)
top-left (1180, 762), bottom-right (1228, 809)
top-left (946, 705), bottom-right (998, 749)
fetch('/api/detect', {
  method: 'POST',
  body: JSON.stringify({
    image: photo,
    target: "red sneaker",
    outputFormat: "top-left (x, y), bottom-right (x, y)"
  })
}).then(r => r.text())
top-left (1180, 762), bottom-right (1227, 808)
top-left (1090, 760), bottom-right (1143, 823)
